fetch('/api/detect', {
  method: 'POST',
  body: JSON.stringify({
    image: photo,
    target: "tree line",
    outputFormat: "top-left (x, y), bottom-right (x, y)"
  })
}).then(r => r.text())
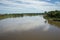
top-left (44, 10), bottom-right (60, 18)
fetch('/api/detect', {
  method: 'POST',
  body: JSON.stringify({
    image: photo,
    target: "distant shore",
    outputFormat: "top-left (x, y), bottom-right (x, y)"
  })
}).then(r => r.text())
top-left (44, 10), bottom-right (60, 22)
top-left (0, 13), bottom-right (44, 20)
top-left (44, 16), bottom-right (60, 22)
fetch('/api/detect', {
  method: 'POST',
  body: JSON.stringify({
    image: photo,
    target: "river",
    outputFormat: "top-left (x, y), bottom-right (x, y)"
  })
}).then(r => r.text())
top-left (0, 15), bottom-right (60, 40)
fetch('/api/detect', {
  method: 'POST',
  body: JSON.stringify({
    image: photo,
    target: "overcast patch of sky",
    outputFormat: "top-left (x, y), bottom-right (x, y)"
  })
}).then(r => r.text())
top-left (0, 0), bottom-right (60, 14)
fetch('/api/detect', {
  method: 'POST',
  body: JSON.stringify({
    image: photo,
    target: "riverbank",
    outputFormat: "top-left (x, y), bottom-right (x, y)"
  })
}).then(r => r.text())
top-left (44, 10), bottom-right (60, 22)
top-left (44, 16), bottom-right (60, 27)
top-left (48, 20), bottom-right (60, 27)
top-left (44, 16), bottom-right (60, 22)
top-left (0, 13), bottom-right (44, 20)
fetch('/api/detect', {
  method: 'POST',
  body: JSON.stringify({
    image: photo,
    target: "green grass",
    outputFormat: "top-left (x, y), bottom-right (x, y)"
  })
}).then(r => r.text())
top-left (44, 15), bottom-right (60, 21)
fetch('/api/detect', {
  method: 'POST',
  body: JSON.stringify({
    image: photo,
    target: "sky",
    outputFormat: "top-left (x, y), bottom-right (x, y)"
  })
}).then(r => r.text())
top-left (0, 0), bottom-right (60, 13)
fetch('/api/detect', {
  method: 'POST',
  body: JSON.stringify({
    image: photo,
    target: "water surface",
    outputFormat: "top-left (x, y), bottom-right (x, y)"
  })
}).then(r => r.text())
top-left (0, 15), bottom-right (60, 40)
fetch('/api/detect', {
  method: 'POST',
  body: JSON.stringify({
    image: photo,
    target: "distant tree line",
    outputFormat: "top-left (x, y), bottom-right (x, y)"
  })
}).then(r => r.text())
top-left (0, 13), bottom-right (44, 17)
top-left (44, 10), bottom-right (60, 18)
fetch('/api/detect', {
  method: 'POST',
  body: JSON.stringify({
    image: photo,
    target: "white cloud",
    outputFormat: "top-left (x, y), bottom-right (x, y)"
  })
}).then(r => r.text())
top-left (55, 1), bottom-right (60, 5)
top-left (0, 0), bottom-right (60, 13)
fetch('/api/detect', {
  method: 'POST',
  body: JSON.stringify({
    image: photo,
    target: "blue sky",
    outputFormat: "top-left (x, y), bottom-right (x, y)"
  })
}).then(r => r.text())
top-left (0, 0), bottom-right (60, 14)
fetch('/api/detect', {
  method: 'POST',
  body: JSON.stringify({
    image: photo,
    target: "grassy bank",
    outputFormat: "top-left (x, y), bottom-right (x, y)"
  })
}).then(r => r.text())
top-left (0, 13), bottom-right (44, 20)
top-left (44, 16), bottom-right (60, 21)
top-left (48, 20), bottom-right (60, 27)
top-left (44, 10), bottom-right (60, 22)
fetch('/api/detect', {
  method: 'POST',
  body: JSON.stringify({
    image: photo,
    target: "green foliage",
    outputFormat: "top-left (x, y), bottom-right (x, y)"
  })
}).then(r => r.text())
top-left (0, 13), bottom-right (44, 20)
top-left (45, 10), bottom-right (60, 18)
top-left (44, 10), bottom-right (60, 21)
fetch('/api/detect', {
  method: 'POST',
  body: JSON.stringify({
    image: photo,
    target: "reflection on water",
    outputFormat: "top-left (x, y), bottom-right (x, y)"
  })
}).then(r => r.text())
top-left (48, 20), bottom-right (60, 28)
top-left (0, 15), bottom-right (60, 40)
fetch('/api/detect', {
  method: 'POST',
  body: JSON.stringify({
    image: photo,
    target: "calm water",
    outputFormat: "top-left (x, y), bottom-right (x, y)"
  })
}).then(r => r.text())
top-left (0, 15), bottom-right (60, 40)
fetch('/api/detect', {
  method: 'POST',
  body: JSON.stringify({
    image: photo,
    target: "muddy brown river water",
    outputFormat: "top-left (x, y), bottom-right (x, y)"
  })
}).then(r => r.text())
top-left (0, 15), bottom-right (60, 40)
